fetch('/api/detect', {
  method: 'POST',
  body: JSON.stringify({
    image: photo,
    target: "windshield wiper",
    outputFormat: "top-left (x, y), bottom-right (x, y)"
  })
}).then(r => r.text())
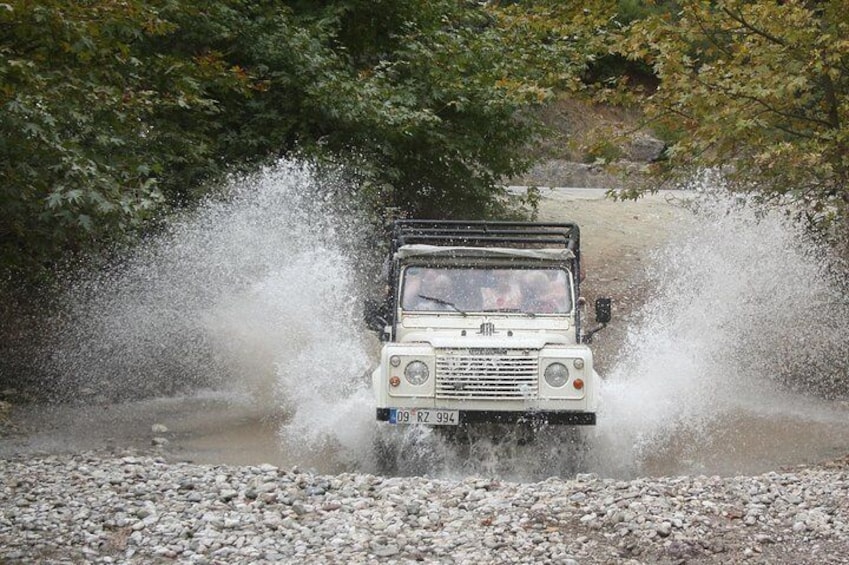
top-left (417, 294), bottom-right (467, 316)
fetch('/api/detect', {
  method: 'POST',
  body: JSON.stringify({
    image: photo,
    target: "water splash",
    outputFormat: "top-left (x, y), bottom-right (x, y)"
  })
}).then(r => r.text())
top-left (30, 159), bottom-right (399, 472)
top-left (43, 160), bottom-right (376, 412)
top-left (591, 180), bottom-right (849, 478)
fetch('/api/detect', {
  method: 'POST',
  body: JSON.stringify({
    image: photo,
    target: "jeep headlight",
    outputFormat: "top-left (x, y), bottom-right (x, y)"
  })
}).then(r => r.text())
top-left (544, 362), bottom-right (570, 388)
top-left (404, 360), bottom-right (430, 385)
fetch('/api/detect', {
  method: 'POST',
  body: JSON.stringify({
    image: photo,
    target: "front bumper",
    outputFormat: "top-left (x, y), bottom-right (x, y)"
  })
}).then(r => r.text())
top-left (376, 408), bottom-right (595, 426)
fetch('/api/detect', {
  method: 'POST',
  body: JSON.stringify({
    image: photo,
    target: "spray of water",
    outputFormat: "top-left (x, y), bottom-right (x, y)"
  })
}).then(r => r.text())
top-left (590, 179), bottom-right (849, 478)
top-left (43, 160), bottom-right (376, 422)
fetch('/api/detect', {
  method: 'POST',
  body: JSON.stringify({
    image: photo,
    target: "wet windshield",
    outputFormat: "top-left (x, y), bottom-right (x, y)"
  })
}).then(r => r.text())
top-left (401, 266), bottom-right (572, 314)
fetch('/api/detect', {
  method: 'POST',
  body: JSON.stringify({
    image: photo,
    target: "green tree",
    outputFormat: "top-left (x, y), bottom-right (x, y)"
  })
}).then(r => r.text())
top-left (614, 1), bottom-right (849, 247)
top-left (196, 0), bottom-right (614, 219)
top-left (2, 0), bottom-right (612, 280)
top-left (0, 1), bottom-right (250, 276)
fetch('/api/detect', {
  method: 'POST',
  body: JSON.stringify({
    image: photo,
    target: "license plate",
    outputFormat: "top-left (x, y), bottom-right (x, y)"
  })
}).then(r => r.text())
top-left (389, 408), bottom-right (459, 426)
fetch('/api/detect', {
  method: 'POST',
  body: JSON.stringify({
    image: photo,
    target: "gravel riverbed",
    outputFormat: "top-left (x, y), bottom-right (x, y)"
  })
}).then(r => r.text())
top-left (2, 451), bottom-right (849, 564)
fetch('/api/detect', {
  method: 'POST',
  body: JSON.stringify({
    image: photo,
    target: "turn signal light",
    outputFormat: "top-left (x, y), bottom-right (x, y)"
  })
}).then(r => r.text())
top-left (572, 378), bottom-right (584, 390)
top-left (389, 376), bottom-right (401, 387)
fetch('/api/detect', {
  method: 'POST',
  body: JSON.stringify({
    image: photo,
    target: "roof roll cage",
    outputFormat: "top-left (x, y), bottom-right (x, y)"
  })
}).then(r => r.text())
top-left (391, 220), bottom-right (580, 255)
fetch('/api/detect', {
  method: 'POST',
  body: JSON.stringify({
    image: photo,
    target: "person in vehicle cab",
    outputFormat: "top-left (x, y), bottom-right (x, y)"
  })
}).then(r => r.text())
top-left (481, 269), bottom-right (522, 310)
top-left (521, 271), bottom-right (568, 313)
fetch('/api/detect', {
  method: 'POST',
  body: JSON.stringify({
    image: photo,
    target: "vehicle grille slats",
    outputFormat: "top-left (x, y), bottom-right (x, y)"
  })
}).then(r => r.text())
top-left (435, 349), bottom-right (539, 400)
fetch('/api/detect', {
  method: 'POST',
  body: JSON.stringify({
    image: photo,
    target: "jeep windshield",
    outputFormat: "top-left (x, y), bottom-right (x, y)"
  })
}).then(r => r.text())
top-left (400, 266), bottom-right (572, 315)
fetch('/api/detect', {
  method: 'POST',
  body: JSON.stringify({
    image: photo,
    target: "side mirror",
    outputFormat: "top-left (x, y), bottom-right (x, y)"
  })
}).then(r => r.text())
top-left (581, 297), bottom-right (611, 344)
top-left (595, 297), bottom-right (611, 324)
top-left (364, 299), bottom-right (389, 332)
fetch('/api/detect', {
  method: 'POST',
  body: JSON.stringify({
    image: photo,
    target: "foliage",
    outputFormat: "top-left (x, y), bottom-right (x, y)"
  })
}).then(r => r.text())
top-left (18, 0), bottom-right (848, 282)
top-left (273, 1), bottom-right (551, 219)
top-left (0, 1), bottom-right (251, 276)
top-left (583, 138), bottom-right (624, 164)
top-left (611, 0), bottom-right (849, 246)
top-left (1, 0), bottom-right (614, 280)
top-left (241, 0), bottom-right (615, 219)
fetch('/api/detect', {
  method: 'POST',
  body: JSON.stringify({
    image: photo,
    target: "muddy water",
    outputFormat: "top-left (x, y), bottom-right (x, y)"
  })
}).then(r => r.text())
top-left (4, 379), bottom-right (849, 481)
top-left (5, 166), bottom-right (849, 481)
top-left (1, 393), bottom-right (296, 469)
top-left (633, 406), bottom-right (849, 477)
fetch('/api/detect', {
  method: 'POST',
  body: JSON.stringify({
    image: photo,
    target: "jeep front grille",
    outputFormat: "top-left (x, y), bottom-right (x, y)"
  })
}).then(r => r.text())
top-left (435, 349), bottom-right (539, 400)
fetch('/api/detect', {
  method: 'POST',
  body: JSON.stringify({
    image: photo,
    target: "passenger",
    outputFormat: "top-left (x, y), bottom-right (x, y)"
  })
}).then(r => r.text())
top-left (521, 271), bottom-right (563, 313)
top-left (481, 269), bottom-right (522, 310)
top-left (544, 270), bottom-right (571, 312)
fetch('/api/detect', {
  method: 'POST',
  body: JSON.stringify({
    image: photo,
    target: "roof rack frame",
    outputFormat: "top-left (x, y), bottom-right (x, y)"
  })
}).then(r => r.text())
top-left (391, 220), bottom-right (580, 256)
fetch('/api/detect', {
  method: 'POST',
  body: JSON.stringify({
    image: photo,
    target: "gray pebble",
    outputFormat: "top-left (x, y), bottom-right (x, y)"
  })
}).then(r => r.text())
top-left (1, 452), bottom-right (848, 564)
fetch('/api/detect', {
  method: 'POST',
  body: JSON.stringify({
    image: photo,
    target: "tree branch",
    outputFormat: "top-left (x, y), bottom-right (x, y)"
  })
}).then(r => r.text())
top-left (689, 73), bottom-right (837, 135)
top-left (720, 4), bottom-right (787, 47)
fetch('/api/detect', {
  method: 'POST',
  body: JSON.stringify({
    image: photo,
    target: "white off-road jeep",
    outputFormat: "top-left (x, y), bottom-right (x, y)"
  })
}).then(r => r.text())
top-left (366, 220), bottom-right (610, 431)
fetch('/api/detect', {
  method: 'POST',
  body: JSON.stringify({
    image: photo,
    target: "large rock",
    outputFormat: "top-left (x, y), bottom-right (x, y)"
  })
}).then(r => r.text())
top-left (625, 133), bottom-right (666, 162)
